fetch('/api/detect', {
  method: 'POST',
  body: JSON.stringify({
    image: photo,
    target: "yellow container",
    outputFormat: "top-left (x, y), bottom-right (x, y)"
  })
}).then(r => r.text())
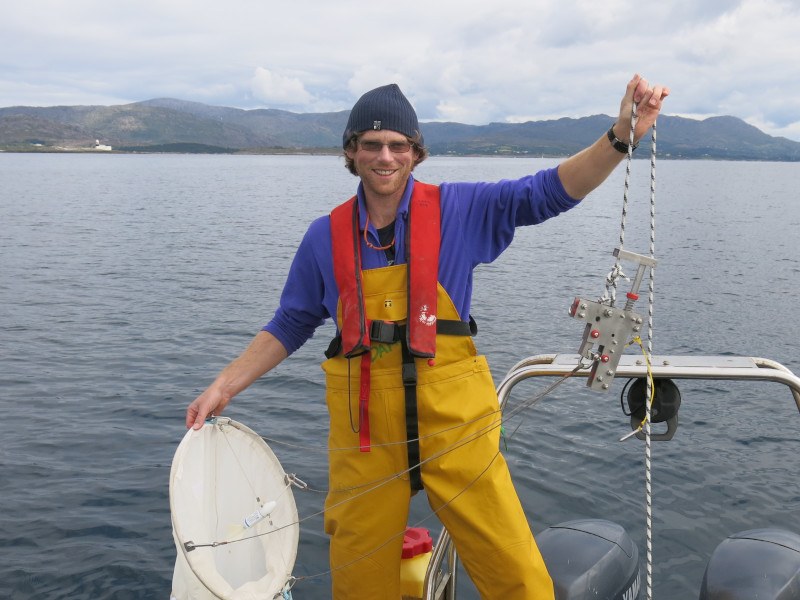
top-left (400, 527), bottom-right (433, 600)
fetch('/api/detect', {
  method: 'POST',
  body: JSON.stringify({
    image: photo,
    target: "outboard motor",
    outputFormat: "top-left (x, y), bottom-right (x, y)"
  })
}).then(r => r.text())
top-left (538, 519), bottom-right (641, 600)
top-left (699, 528), bottom-right (800, 599)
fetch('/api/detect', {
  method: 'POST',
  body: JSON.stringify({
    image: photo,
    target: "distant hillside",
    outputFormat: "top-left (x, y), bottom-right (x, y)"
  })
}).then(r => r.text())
top-left (2, 98), bottom-right (799, 161)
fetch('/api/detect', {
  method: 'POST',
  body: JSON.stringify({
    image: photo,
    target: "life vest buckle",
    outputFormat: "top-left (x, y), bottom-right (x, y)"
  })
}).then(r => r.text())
top-left (402, 362), bottom-right (418, 386)
top-left (370, 320), bottom-right (400, 344)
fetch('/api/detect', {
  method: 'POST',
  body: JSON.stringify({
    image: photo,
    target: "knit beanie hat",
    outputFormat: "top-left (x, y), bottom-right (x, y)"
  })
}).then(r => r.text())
top-left (342, 83), bottom-right (423, 148)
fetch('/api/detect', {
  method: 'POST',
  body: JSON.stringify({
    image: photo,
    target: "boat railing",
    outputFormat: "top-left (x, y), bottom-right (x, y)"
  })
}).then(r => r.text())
top-left (423, 354), bottom-right (800, 599)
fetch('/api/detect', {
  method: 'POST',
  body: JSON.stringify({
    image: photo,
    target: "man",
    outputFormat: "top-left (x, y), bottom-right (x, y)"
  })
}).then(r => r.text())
top-left (186, 76), bottom-right (669, 599)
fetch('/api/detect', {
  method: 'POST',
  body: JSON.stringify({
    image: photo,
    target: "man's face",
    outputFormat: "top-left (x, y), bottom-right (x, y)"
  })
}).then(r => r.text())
top-left (346, 130), bottom-right (419, 203)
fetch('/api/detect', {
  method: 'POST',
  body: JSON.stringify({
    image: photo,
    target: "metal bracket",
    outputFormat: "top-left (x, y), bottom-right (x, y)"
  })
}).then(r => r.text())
top-left (285, 473), bottom-right (308, 490)
top-left (569, 248), bottom-right (656, 391)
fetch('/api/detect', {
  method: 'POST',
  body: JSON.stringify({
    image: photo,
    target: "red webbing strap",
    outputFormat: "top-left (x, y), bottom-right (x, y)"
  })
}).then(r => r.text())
top-left (330, 197), bottom-right (370, 357)
top-left (359, 352), bottom-right (371, 452)
top-left (331, 197), bottom-right (373, 451)
top-left (406, 183), bottom-right (441, 357)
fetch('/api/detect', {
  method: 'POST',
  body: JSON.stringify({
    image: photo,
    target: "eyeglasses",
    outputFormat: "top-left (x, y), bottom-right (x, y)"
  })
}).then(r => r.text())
top-left (357, 139), bottom-right (415, 154)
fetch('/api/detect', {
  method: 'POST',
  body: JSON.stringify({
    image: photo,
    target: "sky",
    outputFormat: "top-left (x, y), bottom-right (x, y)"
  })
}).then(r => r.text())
top-left (2, 0), bottom-right (800, 140)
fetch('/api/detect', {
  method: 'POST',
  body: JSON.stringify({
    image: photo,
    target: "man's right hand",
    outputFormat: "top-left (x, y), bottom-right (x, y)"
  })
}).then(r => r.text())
top-left (185, 386), bottom-right (231, 430)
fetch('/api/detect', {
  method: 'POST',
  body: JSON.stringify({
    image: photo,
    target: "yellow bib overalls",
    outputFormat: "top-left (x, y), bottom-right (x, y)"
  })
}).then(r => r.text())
top-left (322, 264), bottom-right (554, 599)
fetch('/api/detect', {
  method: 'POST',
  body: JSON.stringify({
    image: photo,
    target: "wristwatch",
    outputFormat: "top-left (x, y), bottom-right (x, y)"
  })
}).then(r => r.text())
top-left (607, 126), bottom-right (638, 154)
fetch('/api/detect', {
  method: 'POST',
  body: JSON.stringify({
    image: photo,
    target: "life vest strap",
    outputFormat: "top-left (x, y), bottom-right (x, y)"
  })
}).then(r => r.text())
top-left (324, 317), bottom-right (477, 481)
top-left (400, 337), bottom-right (423, 490)
top-left (324, 317), bottom-right (476, 359)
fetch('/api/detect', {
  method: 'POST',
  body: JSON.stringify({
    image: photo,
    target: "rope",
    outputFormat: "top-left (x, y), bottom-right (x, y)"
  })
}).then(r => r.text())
top-left (292, 446), bottom-right (503, 584)
top-left (269, 363), bottom-right (583, 498)
top-left (257, 362), bottom-right (584, 463)
top-left (618, 107), bottom-right (658, 600)
top-left (610, 107), bottom-right (658, 600)
top-left (261, 363), bottom-right (586, 585)
top-left (602, 104), bottom-right (639, 305)
top-left (184, 363), bottom-right (586, 560)
top-left (643, 118), bottom-right (657, 600)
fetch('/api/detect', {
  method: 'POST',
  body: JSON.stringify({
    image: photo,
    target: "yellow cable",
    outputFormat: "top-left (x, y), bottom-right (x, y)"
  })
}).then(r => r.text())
top-left (627, 336), bottom-right (655, 429)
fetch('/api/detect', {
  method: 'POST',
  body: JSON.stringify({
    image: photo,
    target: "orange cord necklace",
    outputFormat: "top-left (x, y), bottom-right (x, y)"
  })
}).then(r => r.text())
top-left (363, 213), bottom-right (395, 251)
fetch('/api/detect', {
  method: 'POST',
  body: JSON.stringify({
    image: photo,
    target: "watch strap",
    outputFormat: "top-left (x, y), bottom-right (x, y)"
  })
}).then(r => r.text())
top-left (607, 126), bottom-right (638, 153)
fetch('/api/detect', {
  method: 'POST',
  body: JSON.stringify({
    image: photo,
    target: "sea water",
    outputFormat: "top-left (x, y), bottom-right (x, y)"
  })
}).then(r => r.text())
top-left (1, 152), bottom-right (798, 599)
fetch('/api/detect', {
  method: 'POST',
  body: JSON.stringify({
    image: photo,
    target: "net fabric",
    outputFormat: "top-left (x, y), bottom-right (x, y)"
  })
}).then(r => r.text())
top-left (170, 419), bottom-right (298, 599)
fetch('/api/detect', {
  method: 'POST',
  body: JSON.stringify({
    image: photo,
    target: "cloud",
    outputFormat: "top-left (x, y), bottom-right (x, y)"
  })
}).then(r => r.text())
top-left (249, 68), bottom-right (313, 109)
top-left (435, 96), bottom-right (498, 125)
top-left (1, 0), bottom-right (799, 139)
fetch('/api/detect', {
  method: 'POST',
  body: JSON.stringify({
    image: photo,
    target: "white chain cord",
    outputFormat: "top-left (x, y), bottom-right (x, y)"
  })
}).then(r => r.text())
top-left (615, 105), bottom-right (657, 600)
top-left (640, 116), bottom-right (658, 600)
top-left (602, 105), bottom-right (638, 305)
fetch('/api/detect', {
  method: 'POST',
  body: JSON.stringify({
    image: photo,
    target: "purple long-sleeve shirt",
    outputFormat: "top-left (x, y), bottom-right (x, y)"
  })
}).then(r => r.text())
top-left (263, 167), bottom-right (580, 355)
